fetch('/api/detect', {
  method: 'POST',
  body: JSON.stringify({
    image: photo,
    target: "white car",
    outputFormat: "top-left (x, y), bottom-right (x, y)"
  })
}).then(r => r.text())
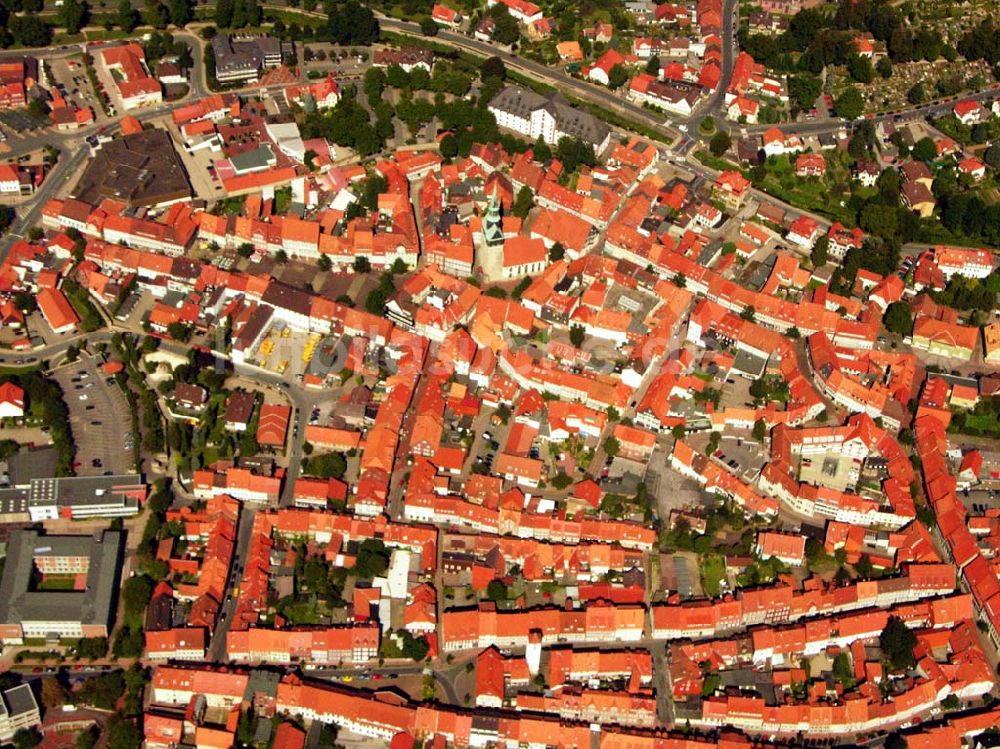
top-left (78, 394), bottom-right (88, 401)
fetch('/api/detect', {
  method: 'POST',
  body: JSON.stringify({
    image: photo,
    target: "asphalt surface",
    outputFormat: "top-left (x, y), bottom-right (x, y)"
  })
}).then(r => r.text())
top-left (207, 505), bottom-right (258, 662)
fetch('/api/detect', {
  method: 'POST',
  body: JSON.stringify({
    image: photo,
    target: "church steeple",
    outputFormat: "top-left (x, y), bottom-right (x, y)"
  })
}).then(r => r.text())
top-left (483, 184), bottom-right (504, 247)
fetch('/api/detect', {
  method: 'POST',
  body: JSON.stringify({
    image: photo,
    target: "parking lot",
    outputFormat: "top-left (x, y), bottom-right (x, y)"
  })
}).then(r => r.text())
top-left (47, 56), bottom-right (102, 118)
top-left (798, 451), bottom-right (859, 492)
top-left (51, 353), bottom-right (135, 476)
top-left (714, 434), bottom-right (767, 482)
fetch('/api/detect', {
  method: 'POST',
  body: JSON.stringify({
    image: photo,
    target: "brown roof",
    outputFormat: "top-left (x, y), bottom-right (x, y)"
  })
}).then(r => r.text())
top-left (224, 390), bottom-right (258, 426)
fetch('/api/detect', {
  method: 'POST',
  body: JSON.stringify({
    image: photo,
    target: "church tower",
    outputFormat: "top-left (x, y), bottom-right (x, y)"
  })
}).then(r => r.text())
top-left (482, 185), bottom-right (504, 248)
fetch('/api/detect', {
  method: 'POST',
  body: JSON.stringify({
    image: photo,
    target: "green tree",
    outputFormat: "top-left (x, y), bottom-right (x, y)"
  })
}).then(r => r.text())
top-left (439, 133), bottom-right (458, 159)
top-left (551, 472), bottom-right (572, 489)
top-left (854, 553), bottom-right (874, 578)
top-left (481, 56), bottom-right (506, 81)
top-left (548, 241), bottom-right (565, 261)
top-left (832, 652), bottom-right (853, 683)
top-left (363, 66), bottom-right (386, 106)
top-left (788, 74), bottom-right (821, 109)
top-left (40, 677), bottom-right (68, 710)
top-left (512, 186), bottom-right (533, 218)
top-left (603, 436), bottom-right (620, 458)
top-left (709, 130), bottom-right (732, 157)
top-left (876, 57), bottom-right (892, 78)
top-left (532, 136), bottom-right (551, 162)
top-left (26, 99), bottom-right (47, 120)
top-left (752, 418), bottom-right (767, 442)
top-left (166, 321), bottom-right (191, 342)
top-left (122, 574), bottom-right (154, 627)
top-left (555, 137), bottom-right (596, 172)
top-left (12, 291), bottom-right (36, 313)
top-left (834, 86), bottom-right (864, 120)
top-left (214, 0), bottom-right (234, 27)
top-left (879, 615), bottom-right (917, 669)
top-left (645, 54), bottom-right (660, 76)
top-left (569, 324), bottom-right (585, 347)
top-left (419, 16), bottom-right (438, 35)
top-left (76, 637), bottom-right (108, 660)
top-left (984, 143), bottom-right (1000, 170)
top-left (116, 0), bottom-right (139, 30)
top-left (883, 301), bottom-right (913, 335)
top-left (859, 203), bottom-right (898, 240)
top-left (75, 672), bottom-right (124, 710)
top-left (364, 288), bottom-right (387, 313)
top-left (58, 0), bottom-right (88, 34)
top-left (912, 137), bottom-right (937, 162)
top-left (143, 0), bottom-right (169, 29)
top-left (11, 17), bottom-right (52, 47)
top-left (168, 0), bottom-right (190, 26)
top-left (811, 235), bottom-right (829, 266)
top-left (486, 579), bottom-right (507, 602)
top-left (12, 728), bottom-right (41, 749)
top-left (354, 538), bottom-right (389, 578)
top-left (705, 430), bottom-right (721, 456)
top-left (491, 8), bottom-right (519, 45)
top-left (607, 63), bottom-right (629, 89)
top-left (0, 205), bottom-right (15, 234)
top-left (846, 54), bottom-right (874, 83)
top-left (104, 716), bottom-right (141, 749)
top-left (75, 727), bottom-right (99, 749)
top-left (353, 256), bottom-right (372, 273)
top-left (906, 81), bottom-right (925, 106)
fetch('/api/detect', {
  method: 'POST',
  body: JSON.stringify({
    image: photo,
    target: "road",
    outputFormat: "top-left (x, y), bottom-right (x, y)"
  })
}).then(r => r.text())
top-left (688, 0), bottom-right (739, 122)
top-left (306, 662), bottom-right (466, 704)
top-left (206, 505), bottom-right (257, 662)
top-left (740, 85), bottom-right (1000, 138)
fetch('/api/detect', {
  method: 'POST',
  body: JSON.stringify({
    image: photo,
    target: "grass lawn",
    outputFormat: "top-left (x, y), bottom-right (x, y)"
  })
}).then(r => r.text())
top-left (695, 149), bottom-right (741, 173)
top-left (699, 554), bottom-right (727, 597)
top-left (37, 575), bottom-right (78, 591)
top-left (274, 187), bottom-right (294, 215)
top-left (964, 413), bottom-right (1000, 437)
top-left (276, 597), bottom-right (329, 626)
top-left (757, 154), bottom-right (858, 226)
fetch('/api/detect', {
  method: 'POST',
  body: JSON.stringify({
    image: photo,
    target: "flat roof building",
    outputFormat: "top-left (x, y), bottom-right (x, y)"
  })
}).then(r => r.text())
top-left (0, 684), bottom-right (41, 742)
top-left (212, 35), bottom-right (282, 84)
top-left (0, 474), bottom-right (147, 522)
top-left (0, 529), bottom-right (124, 644)
top-left (73, 129), bottom-right (192, 208)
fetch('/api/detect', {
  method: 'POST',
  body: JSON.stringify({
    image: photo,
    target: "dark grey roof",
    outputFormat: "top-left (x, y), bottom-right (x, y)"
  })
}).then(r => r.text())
top-left (246, 669), bottom-right (281, 700)
top-left (0, 487), bottom-right (28, 516)
top-left (488, 85), bottom-right (611, 149)
top-left (73, 129), bottom-right (192, 208)
top-left (0, 530), bottom-right (123, 632)
top-left (3, 684), bottom-right (38, 719)
top-left (212, 34), bottom-right (281, 76)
